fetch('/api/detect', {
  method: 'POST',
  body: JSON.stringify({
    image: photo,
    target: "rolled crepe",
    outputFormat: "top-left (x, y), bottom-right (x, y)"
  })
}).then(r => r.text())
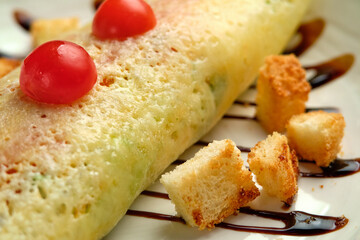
top-left (0, 0), bottom-right (310, 239)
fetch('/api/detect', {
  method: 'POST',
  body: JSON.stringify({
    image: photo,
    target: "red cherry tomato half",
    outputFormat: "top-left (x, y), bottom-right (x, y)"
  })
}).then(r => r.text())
top-left (20, 40), bottom-right (97, 104)
top-left (92, 0), bottom-right (156, 40)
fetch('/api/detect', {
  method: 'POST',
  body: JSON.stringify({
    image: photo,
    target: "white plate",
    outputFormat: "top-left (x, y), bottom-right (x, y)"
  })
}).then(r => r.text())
top-left (1, 0), bottom-right (359, 239)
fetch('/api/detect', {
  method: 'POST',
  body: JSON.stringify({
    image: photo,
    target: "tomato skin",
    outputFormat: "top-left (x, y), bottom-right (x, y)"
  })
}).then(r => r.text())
top-left (20, 40), bottom-right (97, 104)
top-left (92, 0), bottom-right (156, 40)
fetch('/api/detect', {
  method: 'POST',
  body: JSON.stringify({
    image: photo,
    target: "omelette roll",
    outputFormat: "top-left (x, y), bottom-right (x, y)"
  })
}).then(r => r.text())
top-left (0, 0), bottom-right (310, 239)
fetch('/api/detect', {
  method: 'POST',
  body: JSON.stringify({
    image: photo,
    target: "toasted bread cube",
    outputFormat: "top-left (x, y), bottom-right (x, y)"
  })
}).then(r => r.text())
top-left (30, 18), bottom-right (79, 47)
top-left (256, 54), bottom-right (311, 133)
top-left (160, 139), bottom-right (259, 230)
top-left (248, 132), bottom-right (298, 205)
top-left (0, 58), bottom-right (21, 78)
top-left (286, 111), bottom-right (345, 167)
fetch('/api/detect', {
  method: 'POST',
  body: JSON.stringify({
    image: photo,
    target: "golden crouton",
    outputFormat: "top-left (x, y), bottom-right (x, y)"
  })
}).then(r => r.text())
top-left (286, 111), bottom-right (345, 167)
top-left (0, 58), bottom-right (21, 78)
top-left (248, 132), bottom-right (298, 205)
top-left (30, 18), bottom-right (79, 47)
top-left (256, 54), bottom-right (311, 133)
top-left (160, 139), bottom-right (260, 230)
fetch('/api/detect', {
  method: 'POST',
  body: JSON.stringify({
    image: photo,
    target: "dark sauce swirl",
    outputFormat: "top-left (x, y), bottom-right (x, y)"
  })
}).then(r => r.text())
top-left (13, 10), bottom-right (34, 31)
top-left (284, 18), bottom-right (325, 56)
top-left (223, 114), bottom-right (257, 121)
top-left (233, 100), bottom-right (339, 113)
top-left (0, 52), bottom-right (17, 59)
top-left (127, 191), bottom-right (348, 236)
top-left (94, 0), bottom-right (105, 10)
top-left (142, 190), bottom-right (170, 200)
top-left (220, 207), bottom-right (348, 236)
top-left (305, 54), bottom-right (355, 89)
top-left (300, 158), bottom-right (360, 178)
top-left (0, 10), bottom-right (33, 59)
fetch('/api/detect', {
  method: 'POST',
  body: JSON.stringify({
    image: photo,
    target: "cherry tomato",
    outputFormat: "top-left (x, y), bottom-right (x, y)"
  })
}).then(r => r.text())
top-left (20, 40), bottom-right (97, 104)
top-left (92, 0), bottom-right (156, 40)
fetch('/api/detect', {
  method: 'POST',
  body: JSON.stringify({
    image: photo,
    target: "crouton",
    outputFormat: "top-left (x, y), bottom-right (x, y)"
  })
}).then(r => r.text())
top-left (160, 139), bottom-right (259, 230)
top-left (286, 111), bottom-right (345, 167)
top-left (0, 58), bottom-right (21, 78)
top-left (30, 18), bottom-right (79, 47)
top-left (256, 54), bottom-right (311, 133)
top-left (248, 132), bottom-right (298, 205)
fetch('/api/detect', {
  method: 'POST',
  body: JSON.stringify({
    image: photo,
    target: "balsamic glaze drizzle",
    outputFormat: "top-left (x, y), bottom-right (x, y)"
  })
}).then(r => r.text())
top-left (283, 18), bottom-right (325, 56)
top-left (300, 158), bottom-right (360, 178)
top-left (0, 52), bottom-right (17, 59)
top-left (305, 54), bottom-right (355, 89)
top-left (128, 191), bottom-right (348, 236)
top-left (223, 114), bottom-right (256, 121)
top-left (304, 106), bottom-right (339, 113)
top-left (220, 207), bottom-right (348, 236)
top-left (233, 100), bottom-right (339, 113)
top-left (141, 190), bottom-right (170, 200)
top-left (13, 10), bottom-right (33, 31)
top-left (0, 10), bottom-right (32, 59)
top-left (94, 0), bottom-right (104, 10)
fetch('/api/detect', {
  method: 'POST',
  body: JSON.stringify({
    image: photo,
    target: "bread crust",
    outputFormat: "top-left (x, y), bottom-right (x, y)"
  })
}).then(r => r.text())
top-left (0, 58), bottom-right (21, 78)
top-left (161, 139), bottom-right (259, 230)
top-left (256, 54), bottom-right (311, 133)
top-left (248, 132), bottom-right (298, 205)
top-left (286, 111), bottom-right (345, 167)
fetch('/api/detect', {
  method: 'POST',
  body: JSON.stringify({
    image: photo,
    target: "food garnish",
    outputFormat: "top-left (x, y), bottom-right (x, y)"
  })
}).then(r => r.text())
top-left (20, 40), bottom-right (97, 104)
top-left (287, 111), bottom-right (345, 167)
top-left (0, 58), bottom-right (21, 78)
top-left (248, 132), bottom-right (299, 205)
top-left (92, 0), bottom-right (156, 40)
top-left (256, 54), bottom-right (311, 133)
top-left (161, 139), bottom-right (259, 230)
